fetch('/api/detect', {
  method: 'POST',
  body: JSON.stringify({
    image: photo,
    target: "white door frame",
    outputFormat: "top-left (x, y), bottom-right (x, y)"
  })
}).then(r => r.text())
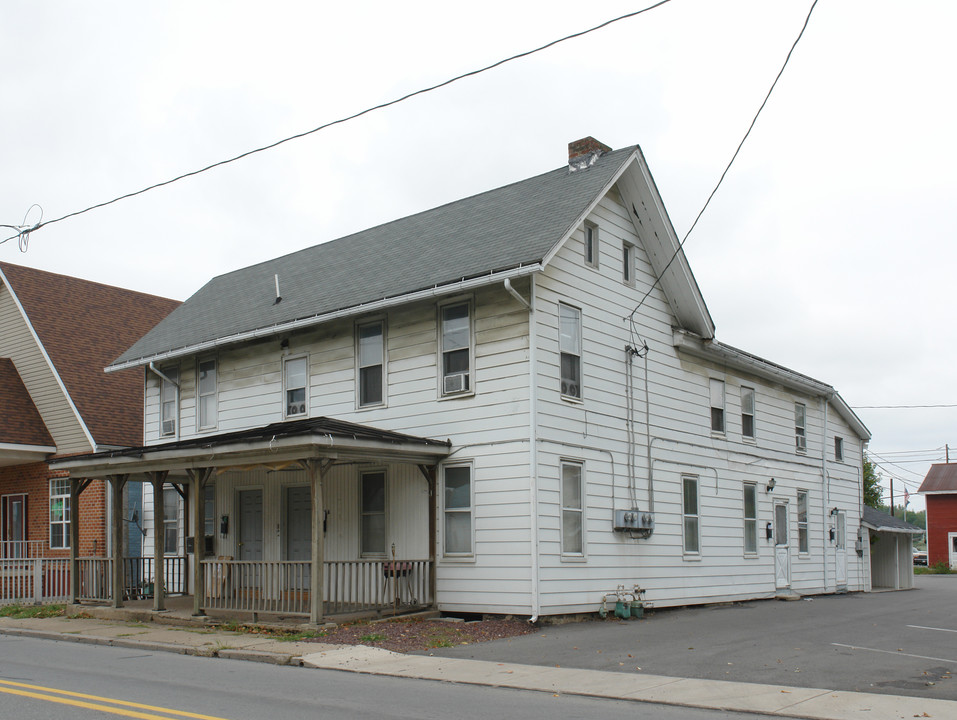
top-left (774, 500), bottom-right (790, 590)
top-left (835, 511), bottom-right (847, 588)
top-left (949, 532), bottom-right (957, 570)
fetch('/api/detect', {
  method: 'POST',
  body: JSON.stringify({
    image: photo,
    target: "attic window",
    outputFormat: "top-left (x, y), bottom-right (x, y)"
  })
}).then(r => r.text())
top-left (584, 222), bottom-right (598, 269)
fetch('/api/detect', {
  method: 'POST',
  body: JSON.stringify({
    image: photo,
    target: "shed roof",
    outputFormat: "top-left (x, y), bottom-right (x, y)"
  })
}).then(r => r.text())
top-left (918, 463), bottom-right (957, 494)
top-left (0, 262), bottom-right (180, 447)
top-left (861, 505), bottom-right (923, 534)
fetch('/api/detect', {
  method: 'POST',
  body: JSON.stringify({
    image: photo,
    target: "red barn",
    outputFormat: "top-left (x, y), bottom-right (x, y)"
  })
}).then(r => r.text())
top-left (918, 463), bottom-right (957, 568)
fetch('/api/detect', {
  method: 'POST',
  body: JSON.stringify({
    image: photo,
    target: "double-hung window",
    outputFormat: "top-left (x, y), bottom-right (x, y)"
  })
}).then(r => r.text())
top-left (743, 482), bottom-right (758, 554)
top-left (49, 479), bottom-right (70, 549)
top-left (741, 386), bottom-right (755, 439)
top-left (559, 303), bottom-right (582, 400)
top-left (360, 470), bottom-right (386, 556)
top-left (284, 356), bottom-right (308, 418)
top-left (584, 222), bottom-right (598, 268)
top-left (357, 321), bottom-right (385, 407)
top-left (198, 359), bottom-right (217, 430)
top-left (160, 365), bottom-right (179, 437)
top-left (561, 461), bottom-right (584, 555)
top-left (443, 464), bottom-right (472, 556)
top-left (440, 303), bottom-right (471, 395)
top-left (682, 475), bottom-right (700, 554)
top-left (797, 490), bottom-right (809, 553)
top-left (795, 402), bottom-right (807, 452)
top-left (710, 379), bottom-right (725, 433)
top-left (163, 488), bottom-right (179, 555)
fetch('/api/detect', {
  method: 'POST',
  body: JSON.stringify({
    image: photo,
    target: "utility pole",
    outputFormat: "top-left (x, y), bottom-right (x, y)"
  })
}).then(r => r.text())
top-left (889, 476), bottom-right (895, 518)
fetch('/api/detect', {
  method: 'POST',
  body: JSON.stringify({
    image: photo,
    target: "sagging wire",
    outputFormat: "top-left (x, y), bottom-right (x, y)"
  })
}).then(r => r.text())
top-left (0, 205), bottom-right (43, 252)
top-left (0, 1), bottom-right (675, 247)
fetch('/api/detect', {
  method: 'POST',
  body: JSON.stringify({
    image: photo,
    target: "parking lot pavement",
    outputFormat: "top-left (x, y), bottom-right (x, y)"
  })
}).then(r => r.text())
top-left (423, 575), bottom-right (957, 701)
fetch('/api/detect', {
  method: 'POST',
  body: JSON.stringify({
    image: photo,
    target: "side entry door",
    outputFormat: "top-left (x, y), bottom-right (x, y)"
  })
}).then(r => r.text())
top-left (774, 501), bottom-right (790, 589)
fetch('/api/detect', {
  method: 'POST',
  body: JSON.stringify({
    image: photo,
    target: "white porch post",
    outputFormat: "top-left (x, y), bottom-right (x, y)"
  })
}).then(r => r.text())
top-left (307, 460), bottom-right (329, 626)
top-left (68, 478), bottom-right (81, 604)
top-left (187, 468), bottom-right (212, 616)
top-left (149, 471), bottom-right (169, 611)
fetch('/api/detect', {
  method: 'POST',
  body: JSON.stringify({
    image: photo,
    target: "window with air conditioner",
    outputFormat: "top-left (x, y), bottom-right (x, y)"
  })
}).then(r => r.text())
top-left (795, 402), bottom-right (807, 452)
top-left (710, 378), bottom-right (725, 434)
top-left (284, 356), bottom-right (308, 418)
top-left (440, 302), bottom-right (471, 396)
top-left (559, 303), bottom-right (581, 400)
top-left (160, 365), bottom-right (179, 437)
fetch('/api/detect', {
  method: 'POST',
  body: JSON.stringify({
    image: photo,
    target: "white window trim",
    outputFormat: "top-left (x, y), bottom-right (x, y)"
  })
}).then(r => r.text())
top-left (159, 364), bottom-right (179, 438)
top-left (795, 402), bottom-right (807, 453)
top-left (437, 298), bottom-right (474, 399)
top-left (584, 222), bottom-right (599, 269)
top-left (560, 460), bottom-right (586, 560)
top-left (682, 474), bottom-right (701, 557)
top-left (441, 462), bottom-right (474, 560)
top-left (622, 242), bottom-right (635, 286)
top-left (283, 354), bottom-right (309, 419)
top-left (197, 357), bottom-right (218, 431)
top-left (359, 468), bottom-right (388, 557)
top-left (559, 302), bottom-right (583, 402)
top-left (356, 318), bottom-right (387, 409)
top-left (743, 481), bottom-right (758, 557)
top-left (741, 386), bottom-right (755, 441)
top-left (163, 487), bottom-right (181, 556)
top-left (49, 478), bottom-right (70, 550)
top-left (797, 489), bottom-right (809, 555)
top-left (710, 378), bottom-right (726, 435)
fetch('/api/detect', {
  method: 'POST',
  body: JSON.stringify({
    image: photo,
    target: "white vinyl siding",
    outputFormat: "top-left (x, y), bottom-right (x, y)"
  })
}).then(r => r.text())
top-left (560, 461), bottom-right (584, 556)
top-left (283, 356), bottom-right (308, 418)
top-left (558, 303), bottom-right (581, 400)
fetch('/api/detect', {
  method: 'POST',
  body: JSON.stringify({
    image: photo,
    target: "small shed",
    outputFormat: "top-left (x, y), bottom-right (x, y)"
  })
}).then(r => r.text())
top-left (863, 506), bottom-right (922, 590)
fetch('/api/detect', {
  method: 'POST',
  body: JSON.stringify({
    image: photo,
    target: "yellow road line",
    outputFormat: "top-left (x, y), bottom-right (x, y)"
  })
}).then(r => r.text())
top-left (0, 678), bottom-right (232, 720)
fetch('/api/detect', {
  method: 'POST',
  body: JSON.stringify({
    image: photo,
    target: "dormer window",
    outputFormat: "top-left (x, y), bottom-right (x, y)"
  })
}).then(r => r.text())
top-left (284, 356), bottom-right (308, 418)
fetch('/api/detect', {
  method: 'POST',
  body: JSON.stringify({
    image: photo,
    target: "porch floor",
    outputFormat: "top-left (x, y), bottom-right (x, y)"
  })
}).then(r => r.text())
top-left (69, 596), bottom-right (437, 630)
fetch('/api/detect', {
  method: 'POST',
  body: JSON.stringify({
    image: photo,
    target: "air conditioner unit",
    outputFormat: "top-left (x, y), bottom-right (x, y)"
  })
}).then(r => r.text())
top-left (444, 373), bottom-right (468, 394)
top-left (561, 381), bottom-right (580, 398)
top-left (161, 419), bottom-right (175, 436)
top-left (614, 509), bottom-right (655, 532)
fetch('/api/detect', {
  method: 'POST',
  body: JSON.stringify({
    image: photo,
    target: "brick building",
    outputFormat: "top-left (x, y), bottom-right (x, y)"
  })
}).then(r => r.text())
top-left (0, 262), bottom-right (178, 559)
top-left (918, 463), bottom-right (957, 569)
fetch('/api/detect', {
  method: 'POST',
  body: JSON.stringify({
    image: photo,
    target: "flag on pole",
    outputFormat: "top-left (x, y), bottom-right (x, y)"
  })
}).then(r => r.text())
top-left (904, 487), bottom-right (910, 506)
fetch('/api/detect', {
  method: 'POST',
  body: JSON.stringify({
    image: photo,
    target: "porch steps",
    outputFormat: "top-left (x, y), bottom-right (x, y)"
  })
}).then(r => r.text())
top-left (774, 590), bottom-right (803, 601)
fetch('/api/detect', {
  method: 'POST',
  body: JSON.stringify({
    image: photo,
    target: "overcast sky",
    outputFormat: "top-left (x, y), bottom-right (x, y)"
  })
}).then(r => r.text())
top-left (2, 0), bottom-right (954, 511)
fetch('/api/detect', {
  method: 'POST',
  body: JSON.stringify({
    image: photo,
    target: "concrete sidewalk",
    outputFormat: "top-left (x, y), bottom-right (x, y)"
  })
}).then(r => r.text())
top-left (2, 614), bottom-right (954, 720)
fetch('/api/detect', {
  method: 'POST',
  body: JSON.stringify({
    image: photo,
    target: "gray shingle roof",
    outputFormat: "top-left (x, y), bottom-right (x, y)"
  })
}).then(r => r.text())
top-left (113, 146), bottom-right (637, 367)
top-left (861, 505), bottom-right (922, 534)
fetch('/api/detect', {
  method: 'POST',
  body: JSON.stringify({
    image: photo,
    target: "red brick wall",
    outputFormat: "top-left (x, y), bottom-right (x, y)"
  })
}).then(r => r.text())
top-left (0, 461), bottom-right (107, 557)
top-left (926, 494), bottom-right (957, 566)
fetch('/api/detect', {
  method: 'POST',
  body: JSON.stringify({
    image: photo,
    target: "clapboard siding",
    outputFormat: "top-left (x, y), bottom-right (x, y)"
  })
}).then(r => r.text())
top-left (0, 286), bottom-right (91, 453)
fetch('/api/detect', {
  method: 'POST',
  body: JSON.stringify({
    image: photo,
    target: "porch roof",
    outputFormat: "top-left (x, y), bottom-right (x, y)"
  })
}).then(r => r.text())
top-left (861, 506), bottom-right (923, 535)
top-left (49, 416), bottom-right (451, 477)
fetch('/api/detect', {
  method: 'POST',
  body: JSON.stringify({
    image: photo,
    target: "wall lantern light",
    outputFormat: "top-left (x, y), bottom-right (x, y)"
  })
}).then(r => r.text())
top-left (766, 478), bottom-right (776, 493)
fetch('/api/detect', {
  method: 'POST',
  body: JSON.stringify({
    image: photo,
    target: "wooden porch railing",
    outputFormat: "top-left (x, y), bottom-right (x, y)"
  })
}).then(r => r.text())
top-left (0, 557), bottom-right (70, 605)
top-left (77, 558), bottom-right (113, 601)
top-left (123, 556), bottom-right (188, 599)
top-left (0, 540), bottom-right (45, 559)
top-left (201, 558), bottom-right (433, 617)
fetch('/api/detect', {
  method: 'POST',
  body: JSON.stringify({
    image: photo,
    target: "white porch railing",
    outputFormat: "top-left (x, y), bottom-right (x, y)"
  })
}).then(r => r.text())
top-left (123, 556), bottom-right (188, 599)
top-left (0, 557), bottom-right (70, 606)
top-left (0, 540), bottom-right (45, 559)
top-left (201, 558), bottom-right (434, 617)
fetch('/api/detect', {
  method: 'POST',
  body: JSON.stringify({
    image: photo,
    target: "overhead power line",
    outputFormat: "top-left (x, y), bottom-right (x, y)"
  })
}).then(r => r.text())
top-left (627, 0), bottom-right (820, 322)
top-left (854, 403), bottom-right (957, 409)
top-left (1, 1), bottom-right (674, 247)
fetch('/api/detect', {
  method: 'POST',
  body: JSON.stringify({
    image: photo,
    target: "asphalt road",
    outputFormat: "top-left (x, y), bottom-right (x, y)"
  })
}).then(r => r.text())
top-left (426, 575), bottom-right (957, 700)
top-left (0, 634), bottom-right (781, 720)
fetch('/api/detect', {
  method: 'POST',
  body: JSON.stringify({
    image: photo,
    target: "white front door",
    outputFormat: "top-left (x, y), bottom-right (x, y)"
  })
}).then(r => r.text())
top-left (835, 511), bottom-right (847, 588)
top-left (949, 532), bottom-right (957, 570)
top-left (774, 501), bottom-right (790, 589)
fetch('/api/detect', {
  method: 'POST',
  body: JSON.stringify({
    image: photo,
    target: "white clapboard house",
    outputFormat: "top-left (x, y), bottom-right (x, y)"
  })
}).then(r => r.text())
top-left (55, 137), bottom-right (871, 622)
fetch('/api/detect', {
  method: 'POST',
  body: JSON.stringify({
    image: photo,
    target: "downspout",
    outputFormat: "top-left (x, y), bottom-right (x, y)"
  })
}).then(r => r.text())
top-left (821, 395), bottom-right (829, 592)
top-left (644, 352), bottom-right (654, 514)
top-left (524, 277), bottom-right (541, 623)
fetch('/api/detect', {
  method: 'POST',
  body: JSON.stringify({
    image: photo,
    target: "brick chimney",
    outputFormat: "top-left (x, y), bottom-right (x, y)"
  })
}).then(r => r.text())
top-left (568, 137), bottom-right (612, 172)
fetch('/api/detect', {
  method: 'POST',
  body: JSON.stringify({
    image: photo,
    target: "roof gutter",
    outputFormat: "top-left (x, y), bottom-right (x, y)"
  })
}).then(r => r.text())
top-left (107, 264), bottom-right (543, 373)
